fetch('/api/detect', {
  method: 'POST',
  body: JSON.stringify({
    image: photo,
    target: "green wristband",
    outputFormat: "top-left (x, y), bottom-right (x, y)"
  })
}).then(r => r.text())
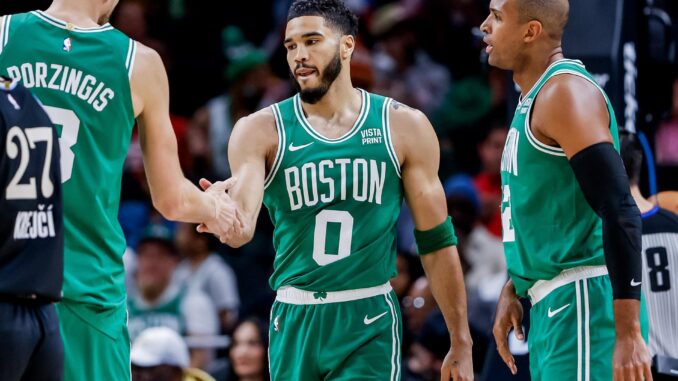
top-left (414, 216), bottom-right (458, 255)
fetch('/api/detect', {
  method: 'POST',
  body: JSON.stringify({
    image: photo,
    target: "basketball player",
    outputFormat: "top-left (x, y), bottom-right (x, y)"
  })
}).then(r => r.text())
top-left (0, 2), bottom-right (240, 380)
top-left (621, 133), bottom-right (678, 380)
top-left (201, 0), bottom-right (473, 379)
top-left (480, 0), bottom-right (652, 380)
top-left (0, 77), bottom-right (63, 381)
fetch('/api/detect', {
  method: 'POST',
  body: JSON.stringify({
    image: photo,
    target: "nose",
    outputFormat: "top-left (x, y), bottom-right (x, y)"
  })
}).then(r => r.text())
top-left (480, 14), bottom-right (491, 34)
top-left (294, 44), bottom-right (309, 64)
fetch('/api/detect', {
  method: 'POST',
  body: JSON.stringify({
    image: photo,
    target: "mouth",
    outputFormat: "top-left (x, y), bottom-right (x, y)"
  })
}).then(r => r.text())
top-left (295, 67), bottom-right (317, 79)
top-left (483, 37), bottom-right (493, 54)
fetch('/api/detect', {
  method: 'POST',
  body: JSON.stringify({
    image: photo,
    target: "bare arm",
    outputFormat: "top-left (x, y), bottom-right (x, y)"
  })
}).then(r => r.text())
top-left (216, 109), bottom-right (278, 247)
top-left (131, 44), bottom-right (220, 223)
top-left (391, 102), bottom-right (473, 380)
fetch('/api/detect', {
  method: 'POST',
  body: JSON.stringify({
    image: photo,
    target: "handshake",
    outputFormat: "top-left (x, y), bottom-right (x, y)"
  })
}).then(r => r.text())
top-left (196, 177), bottom-right (244, 245)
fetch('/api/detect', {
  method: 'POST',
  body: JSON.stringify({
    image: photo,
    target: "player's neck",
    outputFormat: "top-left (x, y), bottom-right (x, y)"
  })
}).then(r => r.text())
top-left (513, 47), bottom-right (564, 99)
top-left (631, 185), bottom-right (656, 213)
top-left (45, 0), bottom-right (103, 28)
top-left (299, 76), bottom-right (358, 120)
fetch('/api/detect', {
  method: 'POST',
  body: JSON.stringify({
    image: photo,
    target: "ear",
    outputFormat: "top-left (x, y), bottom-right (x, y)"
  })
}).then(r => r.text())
top-left (523, 20), bottom-right (543, 43)
top-left (341, 34), bottom-right (356, 59)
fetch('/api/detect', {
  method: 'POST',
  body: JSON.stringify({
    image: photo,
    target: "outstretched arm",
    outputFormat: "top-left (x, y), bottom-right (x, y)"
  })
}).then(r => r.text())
top-left (202, 109), bottom-right (278, 247)
top-left (391, 102), bottom-right (473, 381)
top-left (534, 75), bottom-right (651, 381)
top-left (131, 43), bottom-right (237, 235)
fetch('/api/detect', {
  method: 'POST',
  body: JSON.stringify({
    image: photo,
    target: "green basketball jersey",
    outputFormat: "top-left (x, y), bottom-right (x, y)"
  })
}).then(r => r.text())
top-left (0, 12), bottom-right (136, 308)
top-left (500, 59), bottom-right (619, 297)
top-left (263, 90), bottom-right (403, 292)
top-left (127, 288), bottom-right (185, 340)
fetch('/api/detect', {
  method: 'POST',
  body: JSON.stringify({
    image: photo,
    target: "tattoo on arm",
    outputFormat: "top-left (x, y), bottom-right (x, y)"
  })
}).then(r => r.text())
top-left (390, 100), bottom-right (412, 111)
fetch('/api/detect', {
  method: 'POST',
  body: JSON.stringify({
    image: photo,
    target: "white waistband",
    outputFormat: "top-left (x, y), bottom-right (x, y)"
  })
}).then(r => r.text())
top-left (275, 282), bottom-right (392, 305)
top-left (528, 265), bottom-right (608, 305)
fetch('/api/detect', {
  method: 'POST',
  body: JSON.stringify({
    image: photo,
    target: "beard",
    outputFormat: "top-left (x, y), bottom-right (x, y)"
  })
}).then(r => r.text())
top-left (291, 50), bottom-right (343, 104)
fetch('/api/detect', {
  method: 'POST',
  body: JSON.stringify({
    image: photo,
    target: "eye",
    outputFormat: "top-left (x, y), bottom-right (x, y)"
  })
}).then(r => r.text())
top-left (286, 43), bottom-right (297, 51)
top-left (307, 39), bottom-right (319, 46)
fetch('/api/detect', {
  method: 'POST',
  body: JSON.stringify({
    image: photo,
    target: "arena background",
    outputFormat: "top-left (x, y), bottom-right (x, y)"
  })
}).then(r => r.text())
top-left (1, 1), bottom-right (676, 380)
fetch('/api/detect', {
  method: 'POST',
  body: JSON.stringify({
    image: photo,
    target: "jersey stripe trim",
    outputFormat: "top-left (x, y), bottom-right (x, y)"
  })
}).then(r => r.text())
top-left (576, 280), bottom-right (583, 381)
top-left (385, 292), bottom-right (399, 381)
top-left (264, 104), bottom-right (286, 189)
top-left (583, 279), bottom-right (591, 381)
top-left (523, 99), bottom-right (567, 157)
top-left (382, 98), bottom-right (402, 177)
top-left (126, 40), bottom-right (138, 79)
top-left (1, 15), bottom-right (12, 52)
top-left (387, 292), bottom-right (402, 380)
top-left (518, 59), bottom-right (583, 106)
top-left (31, 11), bottom-right (114, 32)
top-left (292, 89), bottom-right (369, 144)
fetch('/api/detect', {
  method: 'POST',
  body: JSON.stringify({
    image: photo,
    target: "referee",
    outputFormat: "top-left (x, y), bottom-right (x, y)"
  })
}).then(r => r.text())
top-left (0, 77), bottom-right (63, 381)
top-left (621, 133), bottom-right (678, 380)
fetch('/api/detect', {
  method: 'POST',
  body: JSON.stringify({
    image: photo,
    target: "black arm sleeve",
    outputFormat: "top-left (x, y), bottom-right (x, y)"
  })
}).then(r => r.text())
top-left (569, 142), bottom-right (642, 300)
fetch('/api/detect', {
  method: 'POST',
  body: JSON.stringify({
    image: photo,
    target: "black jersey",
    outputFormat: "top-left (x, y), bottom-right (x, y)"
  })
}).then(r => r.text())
top-left (0, 79), bottom-right (62, 301)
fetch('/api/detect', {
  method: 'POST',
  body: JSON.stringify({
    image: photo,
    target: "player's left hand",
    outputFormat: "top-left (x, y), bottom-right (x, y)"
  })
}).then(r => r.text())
top-left (613, 331), bottom-right (653, 381)
top-left (440, 342), bottom-right (474, 381)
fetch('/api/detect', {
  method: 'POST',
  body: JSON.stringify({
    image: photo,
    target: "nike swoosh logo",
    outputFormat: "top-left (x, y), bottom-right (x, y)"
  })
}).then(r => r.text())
top-left (547, 303), bottom-right (571, 318)
top-left (364, 311), bottom-right (388, 325)
top-left (630, 279), bottom-right (642, 287)
top-left (288, 142), bottom-right (314, 152)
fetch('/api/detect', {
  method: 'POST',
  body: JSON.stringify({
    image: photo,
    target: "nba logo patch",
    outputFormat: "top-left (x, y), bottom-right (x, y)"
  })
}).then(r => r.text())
top-left (274, 316), bottom-right (280, 332)
top-left (63, 37), bottom-right (72, 52)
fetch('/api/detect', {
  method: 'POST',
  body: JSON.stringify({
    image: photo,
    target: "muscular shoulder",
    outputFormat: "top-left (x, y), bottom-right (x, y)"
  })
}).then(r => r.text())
top-left (130, 43), bottom-right (167, 116)
top-left (532, 73), bottom-right (611, 153)
top-left (388, 100), bottom-right (439, 166)
top-left (534, 74), bottom-right (607, 123)
top-left (230, 106), bottom-right (278, 158)
top-left (131, 43), bottom-right (164, 84)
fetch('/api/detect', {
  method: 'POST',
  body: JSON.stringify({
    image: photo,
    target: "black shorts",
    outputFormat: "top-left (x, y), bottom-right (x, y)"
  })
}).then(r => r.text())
top-left (0, 300), bottom-right (63, 381)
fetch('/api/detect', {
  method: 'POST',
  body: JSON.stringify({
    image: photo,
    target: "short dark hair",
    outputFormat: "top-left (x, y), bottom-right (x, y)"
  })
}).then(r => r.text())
top-left (517, 0), bottom-right (569, 40)
top-left (620, 132), bottom-right (643, 186)
top-left (287, 0), bottom-right (358, 37)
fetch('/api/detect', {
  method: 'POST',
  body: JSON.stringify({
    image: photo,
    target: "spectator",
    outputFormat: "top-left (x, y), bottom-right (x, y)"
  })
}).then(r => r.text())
top-left (131, 326), bottom-right (216, 381)
top-left (226, 318), bottom-right (270, 381)
top-left (188, 26), bottom-right (289, 179)
top-left (370, 3), bottom-right (451, 116)
top-left (174, 222), bottom-right (241, 333)
top-left (127, 224), bottom-right (218, 370)
top-left (473, 125), bottom-right (508, 238)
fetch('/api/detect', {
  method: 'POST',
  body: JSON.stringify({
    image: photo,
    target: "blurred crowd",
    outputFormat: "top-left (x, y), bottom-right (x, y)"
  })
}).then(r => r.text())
top-left (9, 0), bottom-right (665, 380)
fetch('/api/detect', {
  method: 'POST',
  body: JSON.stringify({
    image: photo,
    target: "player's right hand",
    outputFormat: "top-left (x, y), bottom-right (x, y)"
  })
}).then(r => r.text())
top-left (613, 331), bottom-right (653, 381)
top-left (198, 177), bottom-right (244, 242)
top-left (492, 279), bottom-right (524, 375)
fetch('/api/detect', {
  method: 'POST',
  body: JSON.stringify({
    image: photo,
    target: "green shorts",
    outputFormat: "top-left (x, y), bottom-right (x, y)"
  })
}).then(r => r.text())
top-left (527, 266), bottom-right (648, 381)
top-left (269, 283), bottom-right (402, 381)
top-left (56, 300), bottom-right (130, 381)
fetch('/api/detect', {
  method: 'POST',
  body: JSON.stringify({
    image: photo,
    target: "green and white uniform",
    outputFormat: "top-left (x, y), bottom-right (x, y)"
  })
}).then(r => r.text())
top-left (0, 11), bottom-right (136, 381)
top-left (500, 59), bottom-right (647, 381)
top-left (264, 90), bottom-right (404, 380)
